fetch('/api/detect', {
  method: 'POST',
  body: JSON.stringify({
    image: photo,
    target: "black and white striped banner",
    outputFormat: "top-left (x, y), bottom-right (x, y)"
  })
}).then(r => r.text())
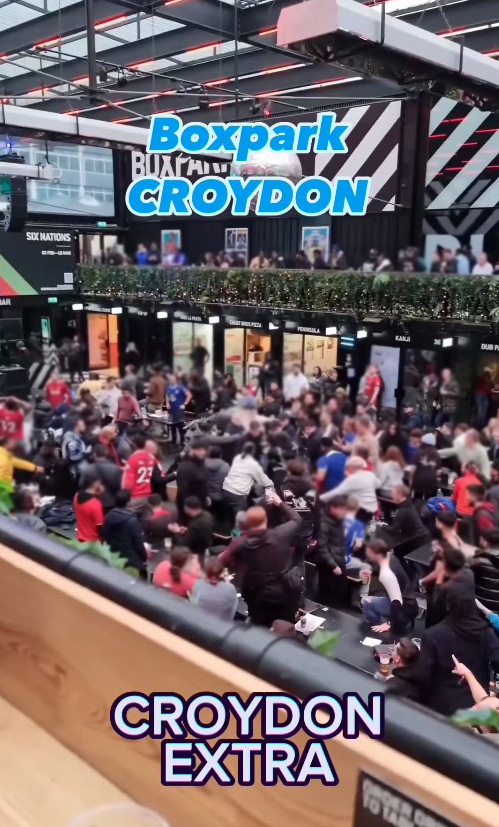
top-left (314, 100), bottom-right (402, 213)
top-left (28, 343), bottom-right (60, 391)
top-left (426, 98), bottom-right (499, 211)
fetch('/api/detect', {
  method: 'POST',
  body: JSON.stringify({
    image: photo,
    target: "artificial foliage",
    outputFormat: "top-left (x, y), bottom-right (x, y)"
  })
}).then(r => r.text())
top-left (59, 537), bottom-right (139, 578)
top-left (452, 706), bottom-right (499, 731)
top-left (79, 265), bottom-right (499, 323)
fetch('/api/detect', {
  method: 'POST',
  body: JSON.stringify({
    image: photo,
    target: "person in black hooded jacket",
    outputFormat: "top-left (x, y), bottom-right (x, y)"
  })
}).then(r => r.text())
top-left (385, 638), bottom-right (421, 703)
top-left (470, 528), bottom-right (499, 613)
top-left (231, 493), bottom-right (301, 627)
top-left (176, 439), bottom-right (209, 520)
top-left (418, 593), bottom-right (499, 716)
top-left (380, 484), bottom-right (430, 556)
top-left (101, 489), bottom-right (147, 574)
top-left (315, 495), bottom-right (348, 607)
top-left (279, 459), bottom-right (316, 558)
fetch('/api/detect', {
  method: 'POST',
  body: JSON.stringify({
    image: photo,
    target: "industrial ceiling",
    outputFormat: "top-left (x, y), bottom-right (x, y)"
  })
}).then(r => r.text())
top-left (0, 0), bottom-right (498, 125)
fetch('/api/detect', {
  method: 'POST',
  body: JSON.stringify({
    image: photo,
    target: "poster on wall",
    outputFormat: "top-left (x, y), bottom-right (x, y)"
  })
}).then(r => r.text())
top-left (88, 314), bottom-right (109, 370)
top-left (225, 228), bottom-right (248, 265)
top-left (370, 344), bottom-right (400, 410)
top-left (172, 321), bottom-right (193, 376)
top-left (283, 334), bottom-right (303, 375)
top-left (0, 228), bottom-right (75, 296)
top-left (224, 328), bottom-right (244, 388)
top-left (301, 226), bottom-right (329, 264)
top-left (161, 229), bottom-right (182, 265)
top-left (193, 323), bottom-right (213, 386)
top-left (304, 335), bottom-right (338, 377)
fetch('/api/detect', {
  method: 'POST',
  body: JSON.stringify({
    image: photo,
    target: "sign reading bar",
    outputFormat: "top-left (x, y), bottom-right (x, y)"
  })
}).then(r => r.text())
top-left (354, 772), bottom-right (460, 827)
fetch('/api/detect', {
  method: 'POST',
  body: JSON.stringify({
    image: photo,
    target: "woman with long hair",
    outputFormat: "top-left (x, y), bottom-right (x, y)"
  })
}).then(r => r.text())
top-left (153, 546), bottom-right (199, 598)
top-left (378, 421), bottom-right (408, 459)
top-left (192, 556), bottom-right (238, 621)
top-left (309, 366), bottom-right (324, 396)
top-left (378, 445), bottom-right (406, 493)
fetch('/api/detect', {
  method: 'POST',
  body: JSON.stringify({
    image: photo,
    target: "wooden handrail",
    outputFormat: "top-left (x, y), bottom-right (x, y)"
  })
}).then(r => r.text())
top-left (1, 544), bottom-right (498, 827)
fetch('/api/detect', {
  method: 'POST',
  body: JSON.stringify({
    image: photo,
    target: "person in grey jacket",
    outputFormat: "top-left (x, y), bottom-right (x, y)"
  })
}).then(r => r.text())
top-left (192, 556), bottom-right (238, 621)
top-left (438, 368), bottom-right (460, 424)
top-left (205, 445), bottom-right (230, 503)
top-left (80, 444), bottom-right (123, 511)
top-left (61, 419), bottom-right (88, 475)
top-left (321, 456), bottom-right (380, 521)
top-left (439, 428), bottom-right (490, 480)
top-left (11, 489), bottom-right (47, 534)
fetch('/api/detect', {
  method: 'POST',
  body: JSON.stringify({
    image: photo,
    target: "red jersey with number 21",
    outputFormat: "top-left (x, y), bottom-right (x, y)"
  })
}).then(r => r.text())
top-left (122, 450), bottom-right (158, 498)
top-left (365, 375), bottom-right (382, 406)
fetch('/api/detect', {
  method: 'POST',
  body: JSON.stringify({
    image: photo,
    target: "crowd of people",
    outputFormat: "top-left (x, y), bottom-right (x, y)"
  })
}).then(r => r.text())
top-left (1, 346), bottom-right (499, 730)
top-left (92, 240), bottom-right (499, 277)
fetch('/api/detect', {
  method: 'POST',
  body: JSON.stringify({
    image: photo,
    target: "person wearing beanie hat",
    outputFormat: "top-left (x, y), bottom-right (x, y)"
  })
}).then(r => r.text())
top-left (411, 431), bottom-right (442, 501)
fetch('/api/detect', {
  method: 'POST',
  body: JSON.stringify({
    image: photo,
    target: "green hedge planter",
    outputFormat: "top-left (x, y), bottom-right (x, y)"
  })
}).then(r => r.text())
top-left (79, 265), bottom-right (499, 323)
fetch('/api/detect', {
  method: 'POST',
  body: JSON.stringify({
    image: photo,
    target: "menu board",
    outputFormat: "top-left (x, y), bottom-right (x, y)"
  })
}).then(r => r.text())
top-left (354, 772), bottom-right (460, 827)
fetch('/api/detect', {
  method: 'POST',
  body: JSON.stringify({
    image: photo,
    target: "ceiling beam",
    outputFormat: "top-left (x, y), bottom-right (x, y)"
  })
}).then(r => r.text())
top-left (108, 0), bottom-right (234, 37)
top-left (1, 27), bottom-right (222, 96)
top-left (27, 47), bottom-right (301, 113)
top-left (191, 80), bottom-right (403, 124)
top-left (112, 78), bottom-right (401, 126)
top-left (1, 0), bottom-right (497, 114)
top-left (0, 0), bottom-right (124, 56)
top-left (83, 63), bottom-right (369, 121)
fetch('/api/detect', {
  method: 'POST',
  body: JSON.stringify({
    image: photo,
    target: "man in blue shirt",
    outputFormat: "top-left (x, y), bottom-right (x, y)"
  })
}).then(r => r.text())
top-left (167, 373), bottom-right (191, 446)
top-left (316, 436), bottom-right (347, 492)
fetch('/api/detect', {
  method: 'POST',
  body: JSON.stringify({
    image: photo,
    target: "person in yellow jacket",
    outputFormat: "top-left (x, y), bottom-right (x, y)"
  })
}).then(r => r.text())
top-left (0, 438), bottom-right (43, 485)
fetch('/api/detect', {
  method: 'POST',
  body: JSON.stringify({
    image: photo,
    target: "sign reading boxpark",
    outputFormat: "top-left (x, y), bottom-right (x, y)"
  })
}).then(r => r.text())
top-left (0, 228), bottom-right (76, 297)
top-left (126, 114), bottom-right (372, 218)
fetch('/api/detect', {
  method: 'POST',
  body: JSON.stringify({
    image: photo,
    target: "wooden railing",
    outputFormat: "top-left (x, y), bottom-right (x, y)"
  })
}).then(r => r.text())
top-left (0, 518), bottom-right (498, 827)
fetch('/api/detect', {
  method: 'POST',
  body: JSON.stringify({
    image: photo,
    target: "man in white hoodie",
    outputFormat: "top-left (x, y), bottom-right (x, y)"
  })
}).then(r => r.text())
top-left (283, 364), bottom-right (309, 402)
top-left (321, 456), bottom-right (380, 522)
top-left (222, 442), bottom-right (273, 518)
top-left (439, 428), bottom-right (490, 480)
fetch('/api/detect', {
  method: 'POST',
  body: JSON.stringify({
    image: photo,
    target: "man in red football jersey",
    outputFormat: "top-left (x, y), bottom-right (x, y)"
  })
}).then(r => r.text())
top-left (364, 364), bottom-right (383, 411)
top-left (0, 397), bottom-right (31, 442)
top-left (45, 370), bottom-right (72, 410)
top-left (122, 433), bottom-right (161, 513)
top-left (74, 472), bottom-right (105, 542)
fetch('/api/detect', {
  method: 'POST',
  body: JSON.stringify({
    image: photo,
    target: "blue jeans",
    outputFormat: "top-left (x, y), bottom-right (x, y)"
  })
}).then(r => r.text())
top-left (435, 410), bottom-right (456, 427)
top-left (475, 393), bottom-right (489, 427)
top-left (362, 596), bottom-right (392, 625)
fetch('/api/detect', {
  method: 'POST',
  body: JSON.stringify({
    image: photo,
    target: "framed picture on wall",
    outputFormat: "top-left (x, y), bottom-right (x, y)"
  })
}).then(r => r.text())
top-left (161, 229), bottom-right (182, 265)
top-left (225, 227), bottom-right (248, 265)
top-left (301, 226), bottom-right (330, 264)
